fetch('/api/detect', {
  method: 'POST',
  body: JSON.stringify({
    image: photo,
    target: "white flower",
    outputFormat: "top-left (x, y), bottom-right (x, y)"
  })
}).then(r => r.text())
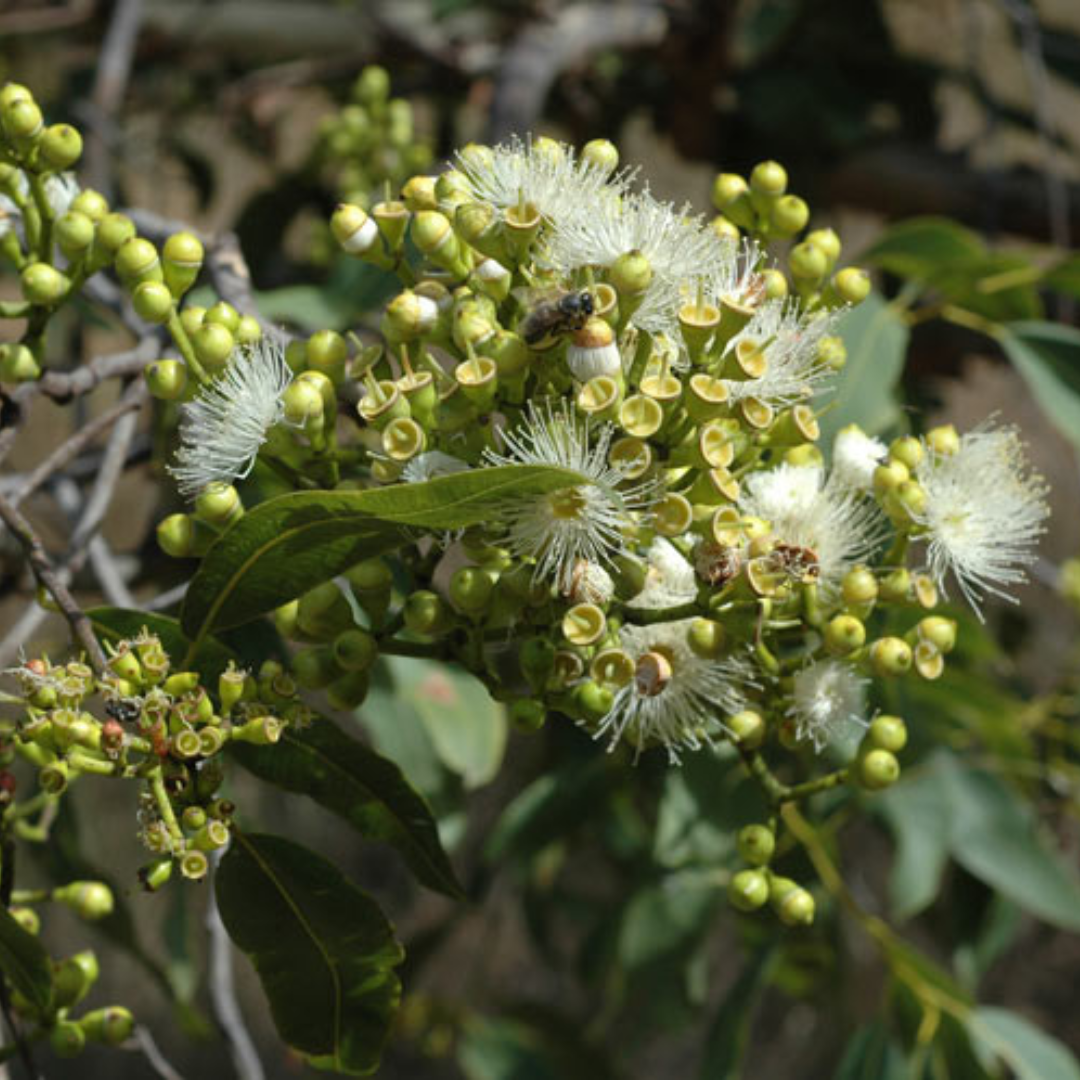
top-left (547, 188), bottom-right (739, 337)
top-left (913, 424), bottom-right (1049, 616)
top-left (0, 195), bottom-right (16, 240)
top-left (724, 301), bottom-right (836, 408)
top-left (788, 659), bottom-right (868, 751)
top-left (44, 172), bottom-right (80, 218)
top-left (566, 334), bottom-right (622, 382)
top-left (832, 423), bottom-right (888, 492)
top-left (456, 136), bottom-right (632, 233)
top-left (483, 400), bottom-right (653, 590)
top-left (596, 619), bottom-right (752, 761)
top-left (169, 335), bottom-right (292, 499)
top-left (630, 538), bottom-right (698, 609)
top-left (739, 463), bottom-right (884, 591)
top-left (401, 451), bottom-right (470, 483)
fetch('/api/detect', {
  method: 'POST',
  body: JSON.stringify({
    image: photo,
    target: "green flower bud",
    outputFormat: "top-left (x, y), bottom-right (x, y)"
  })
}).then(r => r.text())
top-left (728, 868), bottom-right (769, 912)
top-left (776, 885), bottom-right (815, 926)
top-left (610, 249), bottom-right (653, 298)
top-left (926, 424), bottom-right (960, 456)
top-left (157, 512), bottom-right (196, 558)
top-left (373, 199), bottom-right (410, 252)
top-left (54, 881), bottom-right (115, 921)
top-left (283, 378), bottom-right (325, 428)
top-left (866, 715), bottom-right (907, 753)
top-left (332, 202), bottom-right (385, 260)
top-left (292, 645), bottom-right (339, 690)
top-left (296, 580), bottom-right (352, 640)
top-left (144, 358), bottom-right (188, 401)
top-left (402, 175), bottom-right (438, 213)
top-left (816, 335), bottom-right (846, 371)
top-left (917, 615), bottom-right (956, 654)
top-left (39, 122), bottom-right (83, 170)
top-left (194, 482), bottom-right (241, 527)
top-left (404, 590), bottom-right (454, 637)
top-left (737, 825), bottom-right (775, 867)
top-left (886, 479), bottom-right (926, 523)
top-left (510, 698), bottom-right (547, 732)
top-left (833, 266), bottom-right (870, 305)
top-left (306, 329), bottom-right (348, 385)
top-left (412, 210), bottom-right (466, 276)
top-left (192, 322), bottom-right (235, 372)
top-left (9, 907), bottom-right (40, 936)
top-left (574, 680), bottom-right (613, 723)
top-left (841, 565), bottom-right (878, 606)
top-left (582, 138), bottom-right (619, 174)
top-left (2, 97), bottom-right (43, 143)
top-left (449, 566), bottom-right (495, 615)
top-left (0, 83), bottom-right (33, 111)
top-left (182, 805), bottom-right (208, 831)
top-left (825, 613), bottom-right (866, 655)
top-left (332, 628), bottom-right (377, 672)
top-left (712, 173), bottom-right (754, 228)
top-left (203, 300), bottom-right (238, 333)
top-left (115, 236), bottom-right (163, 286)
top-left (93, 212), bottom-right (136, 259)
top-left (0, 343), bottom-right (41, 383)
top-left (50, 1020), bottom-right (86, 1059)
top-left (687, 617), bottom-right (726, 659)
top-left (858, 747), bottom-right (900, 790)
top-left (788, 240), bottom-right (828, 283)
top-left (872, 458), bottom-right (909, 494)
top-left (55, 210), bottom-right (95, 260)
top-left (132, 280), bottom-right (174, 324)
top-left (70, 188), bottom-right (108, 222)
top-left (158, 230), bottom-right (204, 298)
top-left (235, 314), bottom-right (262, 345)
top-left (53, 950), bottom-right (99, 1007)
top-left (728, 709), bottom-right (765, 749)
top-left (749, 160), bottom-right (787, 198)
top-left (355, 65), bottom-right (390, 105)
top-left (879, 567), bottom-right (911, 603)
top-left (80, 1006), bottom-right (135, 1046)
top-left (21, 262), bottom-right (69, 305)
top-left (326, 669), bottom-right (371, 710)
top-left (139, 857), bottom-right (173, 892)
top-left (769, 194), bottom-right (809, 237)
top-left (869, 636), bottom-right (912, 677)
top-left (806, 227), bottom-right (841, 268)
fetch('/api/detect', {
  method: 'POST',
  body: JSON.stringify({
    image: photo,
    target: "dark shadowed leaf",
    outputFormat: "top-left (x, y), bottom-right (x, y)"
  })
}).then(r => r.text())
top-left (699, 946), bottom-right (778, 1080)
top-left (0, 906), bottom-right (52, 1013)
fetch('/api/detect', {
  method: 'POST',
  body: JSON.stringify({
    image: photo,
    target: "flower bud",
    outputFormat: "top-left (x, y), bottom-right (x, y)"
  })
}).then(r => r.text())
top-left (0, 343), bottom-right (41, 383)
top-left (879, 567), bottom-right (911, 603)
top-left (53, 950), bottom-right (99, 1007)
top-left (326, 669), bottom-right (371, 710)
top-left (869, 636), bottom-right (912, 676)
top-left (81, 1006), bottom-right (135, 1046)
top-left (686, 617), bottom-right (725, 660)
top-left (305, 329), bottom-right (348, 385)
top-left (373, 199), bottom-right (410, 252)
top-left (157, 512), bottom-right (196, 558)
top-left (857, 747), bottom-right (900, 791)
top-left (727, 709), bottom-right (765, 749)
top-left (144, 358), bottom-right (188, 401)
top-left (825, 613), bottom-right (865, 655)
top-left (283, 378), bottom-right (325, 428)
top-left (917, 615), bottom-right (956, 654)
top-left (866, 715), bottom-right (907, 753)
top-left (412, 210), bottom-right (465, 276)
top-left (521, 636), bottom-right (557, 693)
top-left (769, 194), bottom-right (809, 238)
top-left (775, 884), bottom-right (815, 927)
top-left (2, 97), bottom-right (43, 144)
top-left (712, 173), bottom-right (755, 228)
top-left (133, 280), bottom-right (174, 324)
top-left (788, 240), bottom-right (828, 283)
top-left (21, 262), bottom-right (69, 305)
top-left (355, 64), bottom-right (390, 104)
top-left (449, 566), bottom-right (495, 615)
top-left (332, 202), bottom-right (383, 258)
top-left (0, 83), bottom-right (33, 111)
top-left (194, 482), bottom-right (242, 527)
top-left (610, 249), bottom-right (653, 299)
top-left (582, 138), bottom-right (619, 174)
top-left (728, 869), bottom-right (769, 912)
top-left (841, 565), bottom-right (878, 607)
top-left (872, 458), bottom-right (909, 494)
top-left (737, 825), bottom-right (775, 867)
top-left (332, 628), bottom-right (377, 672)
top-left (292, 645), bottom-right (339, 689)
top-left (115, 236), bottom-right (163, 286)
top-left (749, 160), bottom-right (787, 198)
top-left (39, 123), bottom-right (83, 170)
top-left (402, 175), bottom-right (438, 212)
top-left (806, 227), bottom-right (841, 268)
top-left (54, 881), bottom-right (114, 921)
top-left (55, 210), bottom-right (95, 260)
top-left (50, 1021), bottom-right (86, 1058)
top-left (183, 805), bottom-right (208, 832)
top-left (162, 231), bottom-right (204, 297)
top-left (71, 188), bottom-right (108, 221)
top-left (139, 857), bottom-right (173, 892)
top-left (510, 698), bottom-right (547, 732)
top-left (833, 266), bottom-right (870, 305)
top-left (926, 424), bottom-right (960, 456)
top-left (235, 314), bottom-right (261, 345)
top-left (297, 580), bottom-right (352, 640)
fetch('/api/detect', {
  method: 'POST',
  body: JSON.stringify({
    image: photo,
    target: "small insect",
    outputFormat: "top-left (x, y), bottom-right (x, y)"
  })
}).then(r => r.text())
top-left (105, 696), bottom-right (143, 726)
top-left (519, 289), bottom-right (594, 346)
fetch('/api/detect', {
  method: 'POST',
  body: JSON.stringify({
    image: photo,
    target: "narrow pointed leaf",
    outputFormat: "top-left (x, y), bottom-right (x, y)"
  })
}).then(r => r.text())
top-left (215, 832), bottom-right (403, 1075)
top-left (229, 717), bottom-right (462, 897)
top-left (969, 1007), bottom-right (1080, 1080)
top-left (181, 465), bottom-right (585, 640)
top-left (0, 906), bottom-right (52, 1013)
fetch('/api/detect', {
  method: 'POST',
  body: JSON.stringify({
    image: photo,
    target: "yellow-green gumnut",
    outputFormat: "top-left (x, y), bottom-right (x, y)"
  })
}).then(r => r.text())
top-left (728, 868), bottom-right (769, 912)
top-left (857, 747), bottom-right (900, 791)
top-left (737, 824), bottom-right (775, 867)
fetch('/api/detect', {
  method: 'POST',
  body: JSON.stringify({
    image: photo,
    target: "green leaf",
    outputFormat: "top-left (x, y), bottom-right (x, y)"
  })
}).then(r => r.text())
top-left (999, 321), bottom-right (1080, 455)
top-left (229, 716), bottom-right (463, 898)
top-left (860, 217), bottom-right (986, 282)
top-left (215, 832), bottom-right (403, 1075)
top-left (969, 1007), bottom-right (1080, 1080)
top-left (618, 868), bottom-right (720, 972)
top-left (89, 607), bottom-right (239, 685)
top-left (834, 1022), bottom-right (908, 1080)
top-left (1044, 253), bottom-right (1080, 300)
top-left (457, 1013), bottom-right (617, 1080)
top-left (820, 291), bottom-right (909, 448)
top-left (699, 946), bottom-right (777, 1080)
top-left (181, 465), bottom-right (585, 640)
top-left (0, 905), bottom-right (52, 1013)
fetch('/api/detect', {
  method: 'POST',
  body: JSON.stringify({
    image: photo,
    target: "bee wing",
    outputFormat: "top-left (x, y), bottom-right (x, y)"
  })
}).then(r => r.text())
top-left (511, 283), bottom-right (565, 308)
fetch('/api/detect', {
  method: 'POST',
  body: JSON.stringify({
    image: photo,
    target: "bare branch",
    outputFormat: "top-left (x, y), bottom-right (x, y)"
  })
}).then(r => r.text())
top-left (128, 1025), bottom-right (186, 1080)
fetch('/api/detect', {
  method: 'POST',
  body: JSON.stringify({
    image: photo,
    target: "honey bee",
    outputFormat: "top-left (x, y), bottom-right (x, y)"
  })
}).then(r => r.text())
top-left (518, 289), bottom-right (594, 346)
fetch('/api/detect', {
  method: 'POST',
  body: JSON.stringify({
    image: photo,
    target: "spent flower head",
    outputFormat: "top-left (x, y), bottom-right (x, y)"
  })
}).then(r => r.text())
top-left (169, 335), bottom-right (292, 499)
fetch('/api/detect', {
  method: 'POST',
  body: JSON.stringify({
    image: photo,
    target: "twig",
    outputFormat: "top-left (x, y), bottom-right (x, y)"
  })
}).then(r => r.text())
top-left (38, 338), bottom-right (159, 404)
top-left (129, 1025), bottom-right (186, 1080)
top-left (0, 491), bottom-right (107, 671)
top-left (207, 852), bottom-right (265, 1080)
top-left (144, 580), bottom-right (189, 612)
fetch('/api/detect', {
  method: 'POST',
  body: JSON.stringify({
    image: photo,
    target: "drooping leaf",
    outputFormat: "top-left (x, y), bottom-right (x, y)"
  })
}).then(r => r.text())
top-left (999, 321), bottom-right (1080, 456)
top-left (699, 946), bottom-right (778, 1080)
top-left (229, 716), bottom-right (462, 898)
top-left (860, 217), bottom-right (985, 282)
top-left (820, 291), bottom-right (909, 447)
top-left (385, 656), bottom-right (507, 789)
top-left (969, 1007), bottom-right (1080, 1080)
top-left (181, 465), bottom-right (586, 640)
top-left (215, 832), bottom-right (403, 1075)
top-left (0, 905), bottom-right (52, 1013)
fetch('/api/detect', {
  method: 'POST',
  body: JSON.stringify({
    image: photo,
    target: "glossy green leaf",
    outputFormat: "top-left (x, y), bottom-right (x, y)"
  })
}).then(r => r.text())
top-left (385, 656), bottom-right (507, 789)
top-left (932, 252), bottom-right (1042, 321)
top-left (1000, 321), bottom-right (1080, 455)
top-left (216, 832), bottom-right (403, 1075)
top-left (229, 716), bottom-right (462, 897)
top-left (699, 946), bottom-right (778, 1080)
top-left (860, 217), bottom-right (985, 281)
top-left (181, 465), bottom-right (585, 640)
top-left (969, 1007), bottom-right (1080, 1080)
top-left (0, 905), bottom-right (52, 1013)
top-left (820, 291), bottom-right (909, 448)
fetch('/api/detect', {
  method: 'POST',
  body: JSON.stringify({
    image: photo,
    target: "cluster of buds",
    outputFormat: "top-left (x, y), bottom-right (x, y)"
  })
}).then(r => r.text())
top-left (143, 124), bottom-right (1049, 922)
top-left (4, 631), bottom-right (304, 887)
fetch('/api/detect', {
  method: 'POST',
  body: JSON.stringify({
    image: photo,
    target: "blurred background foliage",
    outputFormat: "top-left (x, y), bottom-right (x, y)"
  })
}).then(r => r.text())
top-left (3, 0), bottom-right (1080, 1078)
